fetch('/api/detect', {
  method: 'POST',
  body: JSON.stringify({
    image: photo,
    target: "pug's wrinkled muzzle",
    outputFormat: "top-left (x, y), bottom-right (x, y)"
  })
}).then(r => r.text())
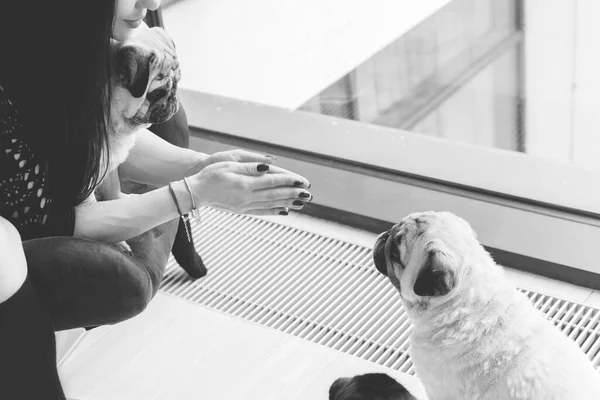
top-left (373, 231), bottom-right (390, 276)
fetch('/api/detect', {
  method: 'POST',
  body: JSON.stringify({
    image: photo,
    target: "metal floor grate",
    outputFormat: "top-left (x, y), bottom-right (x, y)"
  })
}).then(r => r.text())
top-left (160, 208), bottom-right (600, 375)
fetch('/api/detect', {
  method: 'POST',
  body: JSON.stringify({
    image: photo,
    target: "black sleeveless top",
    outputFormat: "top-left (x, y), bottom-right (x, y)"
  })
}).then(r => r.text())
top-left (0, 84), bottom-right (75, 240)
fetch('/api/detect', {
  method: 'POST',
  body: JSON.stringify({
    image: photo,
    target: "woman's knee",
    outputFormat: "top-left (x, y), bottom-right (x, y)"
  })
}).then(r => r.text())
top-left (23, 237), bottom-right (156, 328)
top-left (73, 249), bottom-right (156, 326)
top-left (116, 281), bottom-right (152, 321)
top-left (126, 219), bottom-right (178, 296)
top-left (0, 217), bottom-right (28, 303)
top-left (106, 249), bottom-right (156, 322)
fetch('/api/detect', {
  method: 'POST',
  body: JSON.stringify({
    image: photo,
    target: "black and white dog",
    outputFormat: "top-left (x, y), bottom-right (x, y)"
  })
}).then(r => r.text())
top-left (329, 373), bottom-right (417, 400)
top-left (95, 25), bottom-right (181, 203)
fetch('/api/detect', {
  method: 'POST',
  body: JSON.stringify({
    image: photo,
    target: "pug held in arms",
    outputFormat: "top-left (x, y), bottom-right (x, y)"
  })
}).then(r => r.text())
top-left (369, 211), bottom-right (600, 400)
top-left (77, 26), bottom-right (180, 252)
top-left (94, 25), bottom-right (181, 203)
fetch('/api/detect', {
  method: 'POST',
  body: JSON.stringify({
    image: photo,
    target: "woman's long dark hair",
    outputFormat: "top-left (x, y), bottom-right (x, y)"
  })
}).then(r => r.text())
top-left (1, 0), bottom-right (115, 208)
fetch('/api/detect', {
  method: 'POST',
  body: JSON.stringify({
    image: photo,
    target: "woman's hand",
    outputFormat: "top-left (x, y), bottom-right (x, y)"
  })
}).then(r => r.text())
top-left (208, 149), bottom-right (276, 165)
top-left (190, 161), bottom-right (312, 216)
top-left (188, 149), bottom-right (280, 177)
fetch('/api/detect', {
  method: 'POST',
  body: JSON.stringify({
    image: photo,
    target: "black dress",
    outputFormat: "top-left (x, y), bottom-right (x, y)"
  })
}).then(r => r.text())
top-left (0, 83), bottom-right (75, 240)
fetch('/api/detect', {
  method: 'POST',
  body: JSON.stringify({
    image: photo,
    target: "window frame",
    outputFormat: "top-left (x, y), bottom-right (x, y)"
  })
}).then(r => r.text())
top-left (154, 1), bottom-right (600, 285)
top-left (181, 89), bottom-right (600, 285)
top-left (182, 90), bottom-right (600, 217)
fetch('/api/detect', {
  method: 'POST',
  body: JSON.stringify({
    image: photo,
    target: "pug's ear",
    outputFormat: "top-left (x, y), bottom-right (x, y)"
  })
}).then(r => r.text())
top-left (116, 46), bottom-right (156, 98)
top-left (413, 248), bottom-right (456, 297)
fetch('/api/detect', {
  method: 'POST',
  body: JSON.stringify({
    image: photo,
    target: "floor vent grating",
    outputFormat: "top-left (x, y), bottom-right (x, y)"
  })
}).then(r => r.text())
top-left (160, 208), bottom-right (600, 375)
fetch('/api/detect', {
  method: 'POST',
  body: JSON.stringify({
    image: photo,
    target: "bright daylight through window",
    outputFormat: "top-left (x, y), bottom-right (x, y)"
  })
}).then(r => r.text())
top-left (161, 0), bottom-right (600, 278)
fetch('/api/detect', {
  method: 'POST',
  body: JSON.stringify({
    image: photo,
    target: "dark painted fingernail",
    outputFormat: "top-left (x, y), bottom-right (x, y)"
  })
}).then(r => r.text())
top-left (299, 192), bottom-right (310, 198)
top-left (308, 182), bottom-right (312, 189)
top-left (293, 181), bottom-right (304, 187)
top-left (279, 210), bottom-right (289, 216)
top-left (293, 200), bottom-right (305, 206)
top-left (257, 164), bottom-right (269, 172)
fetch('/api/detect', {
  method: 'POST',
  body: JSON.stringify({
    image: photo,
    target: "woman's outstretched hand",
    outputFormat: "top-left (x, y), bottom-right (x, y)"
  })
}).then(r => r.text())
top-left (189, 149), bottom-right (279, 177)
top-left (207, 149), bottom-right (276, 165)
top-left (190, 160), bottom-right (312, 216)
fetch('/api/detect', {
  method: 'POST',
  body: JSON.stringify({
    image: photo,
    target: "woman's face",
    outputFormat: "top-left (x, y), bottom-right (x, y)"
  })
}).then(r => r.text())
top-left (113, 0), bottom-right (162, 41)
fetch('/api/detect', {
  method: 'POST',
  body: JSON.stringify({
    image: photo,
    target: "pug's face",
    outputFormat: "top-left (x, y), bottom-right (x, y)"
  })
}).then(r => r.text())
top-left (110, 26), bottom-right (181, 133)
top-left (372, 211), bottom-right (480, 308)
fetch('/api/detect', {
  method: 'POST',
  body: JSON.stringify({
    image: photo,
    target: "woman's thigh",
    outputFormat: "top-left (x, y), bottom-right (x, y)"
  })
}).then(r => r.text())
top-left (23, 219), bottom-right (178, 331)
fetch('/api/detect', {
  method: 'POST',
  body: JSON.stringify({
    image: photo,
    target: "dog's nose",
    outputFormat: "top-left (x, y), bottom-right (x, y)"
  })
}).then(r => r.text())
top-left (373, 231), bottom-right (389, 276)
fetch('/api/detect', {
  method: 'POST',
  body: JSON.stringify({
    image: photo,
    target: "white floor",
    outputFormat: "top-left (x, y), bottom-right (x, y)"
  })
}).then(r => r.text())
top-left (58, 293), bottom-right (428, 400)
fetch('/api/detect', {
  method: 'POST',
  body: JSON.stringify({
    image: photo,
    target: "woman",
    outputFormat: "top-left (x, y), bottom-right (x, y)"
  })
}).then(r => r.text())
top-left (0, 0), bottom-right (312, 398)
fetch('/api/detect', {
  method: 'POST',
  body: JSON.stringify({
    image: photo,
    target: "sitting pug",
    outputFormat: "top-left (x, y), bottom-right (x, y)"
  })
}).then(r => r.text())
top-left (373, 211), bottom-right (600, 400)
top-left (329, 373), bottom-right (417, 400)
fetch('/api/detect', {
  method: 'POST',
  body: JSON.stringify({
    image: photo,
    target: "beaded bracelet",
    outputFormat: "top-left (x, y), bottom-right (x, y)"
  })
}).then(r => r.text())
top-left (168, 181), bottom-right (193, 242)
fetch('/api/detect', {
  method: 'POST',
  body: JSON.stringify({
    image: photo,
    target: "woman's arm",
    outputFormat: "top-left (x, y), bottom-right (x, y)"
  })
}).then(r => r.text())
top-left (119, 128), bottom-right (279, 187)
top-left (74, 180), bottom-right (192, 244)
top-left (118, 128), bottom-right (208, 186)
top-left (74, 160), bottom-right (312, 244)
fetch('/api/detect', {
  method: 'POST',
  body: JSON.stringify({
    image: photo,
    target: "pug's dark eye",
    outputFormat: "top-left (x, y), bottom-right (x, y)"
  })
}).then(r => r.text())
top-left (390, 245), bottom-right (400, 261)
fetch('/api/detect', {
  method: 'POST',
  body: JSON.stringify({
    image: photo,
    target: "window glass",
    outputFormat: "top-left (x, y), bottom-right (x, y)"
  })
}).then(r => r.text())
top-left (162, 0), bottom-right (600, 171)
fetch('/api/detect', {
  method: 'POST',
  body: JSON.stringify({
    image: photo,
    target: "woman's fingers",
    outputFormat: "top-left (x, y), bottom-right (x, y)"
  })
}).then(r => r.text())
top-left (244, 207), bottom-right (290, 217)
top-left (269, 165), bottom-right (310, 189)
top-left (210, 160), bottom-right (310, 188)
top-left (234, 149), bottom-right (276, 163)
top-left (218, 161), bottom-right (272, 176)
top-left (249, 172), bottom-right (311, 191)
top-left (251, 186), bottom-right (312, 204)
top-left (224, 162), bottom-right (311, 188)
top-left (244, 164), bottom-right (310, 189)
top-left (247, 196), bottom-right (309, 211)
top-left (211, 150), bottom-right (276, 165)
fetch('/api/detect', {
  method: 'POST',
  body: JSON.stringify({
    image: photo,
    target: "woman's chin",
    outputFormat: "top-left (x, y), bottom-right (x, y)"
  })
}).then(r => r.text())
top-left (112, 27), bottom-right (133, 42)
top-left (112, 21), bottom-right (143, 42)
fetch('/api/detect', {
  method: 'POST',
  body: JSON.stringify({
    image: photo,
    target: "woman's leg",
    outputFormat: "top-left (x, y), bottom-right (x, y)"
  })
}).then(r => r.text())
top-left (0, 279), bottom-right (66, 399)
top-left (0, 218), bottom-right (65, 399)
top-left (23, 219), bottom-right (178, 331)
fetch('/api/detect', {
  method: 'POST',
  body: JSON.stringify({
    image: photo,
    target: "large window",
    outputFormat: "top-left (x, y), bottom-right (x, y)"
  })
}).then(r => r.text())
top-left (161, 0), bottom-right (600, 283)
top-left (301, 0), bottom-right (523, 152)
